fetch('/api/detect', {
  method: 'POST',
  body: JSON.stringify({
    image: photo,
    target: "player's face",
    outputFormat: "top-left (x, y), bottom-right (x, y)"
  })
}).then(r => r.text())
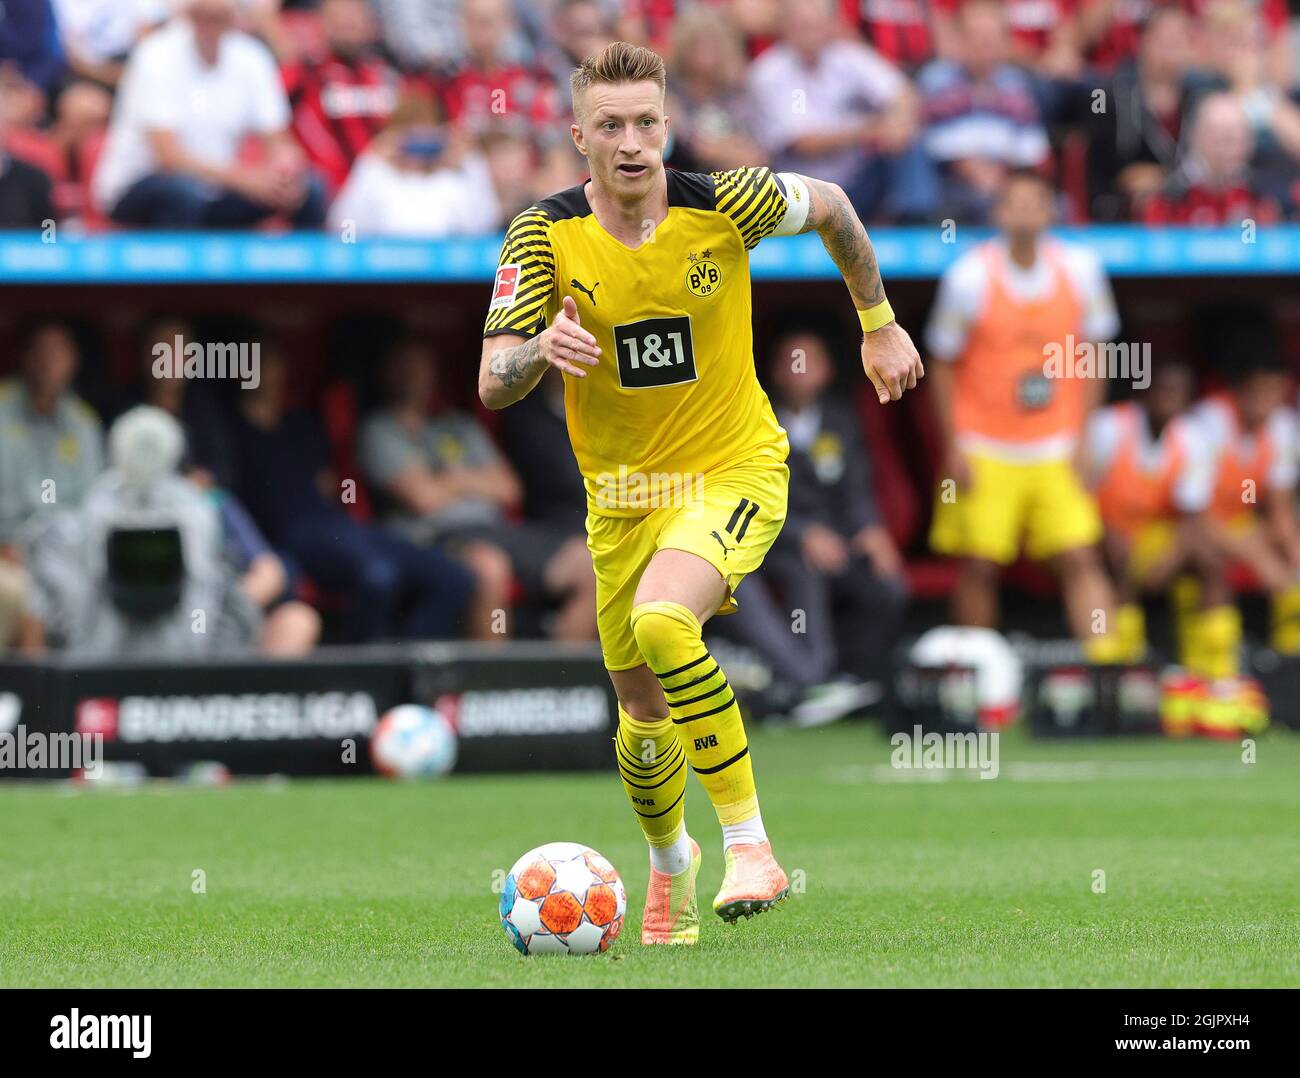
top-left (1146, 365), bottom-right (1192, 426)
top-left (22, 328), bottom-right (78, 399)
top-left (994, 180), bottom-right (1052, 245)
top-left (573, 81), bottom-right (668, 201)
top-left (142, 320), bottom-right (191, 380)
top-left (1235, 371), bottom-right (1287, 432)
top-left (771, 334), bottom-right (832, 408)
top-left (250, 353), bottom-right (288, 405)
top-left (386, 346), bottom-right (434, 402)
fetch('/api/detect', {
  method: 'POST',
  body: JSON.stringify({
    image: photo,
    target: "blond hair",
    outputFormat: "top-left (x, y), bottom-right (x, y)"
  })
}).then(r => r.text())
top-left (570, 41), bottom-right (666, 121)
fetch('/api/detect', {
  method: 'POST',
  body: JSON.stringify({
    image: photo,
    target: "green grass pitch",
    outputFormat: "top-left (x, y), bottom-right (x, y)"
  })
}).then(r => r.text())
top-left (2, 724), bottom-right (1297, 987)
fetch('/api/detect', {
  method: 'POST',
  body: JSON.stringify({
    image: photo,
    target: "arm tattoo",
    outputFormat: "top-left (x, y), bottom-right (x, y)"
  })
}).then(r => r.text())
top-left (488, 336), bottom-right (542, 390)
top-left (799, 176), bottom-right (887, 310)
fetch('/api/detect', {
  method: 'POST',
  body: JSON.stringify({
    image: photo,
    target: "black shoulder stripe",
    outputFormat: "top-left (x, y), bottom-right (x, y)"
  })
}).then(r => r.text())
top-left (666, 168), bottom-right (717, 211)
top-left (712, 167), bottom-right (788, 247)
top-left (483, 202), bottom-right (556, 338)
top-left (730, 185), bottom-right (781, 236)
top-left (748, 204), bottom-right (787, 242)
top-left (536, 183), bottom-right (592, 222)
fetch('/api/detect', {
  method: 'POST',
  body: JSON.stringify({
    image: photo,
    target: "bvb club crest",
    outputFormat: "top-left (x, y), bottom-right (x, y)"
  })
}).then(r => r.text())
top-left (686, 249), bottom-right (722, 297)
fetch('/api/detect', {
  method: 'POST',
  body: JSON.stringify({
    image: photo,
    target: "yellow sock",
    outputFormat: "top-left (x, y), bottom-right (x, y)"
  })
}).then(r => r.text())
top-left (1271, 584), bottom-right (1300, 654)
top-left (1188, 605), bottom-right (1242, 679)
top-left (613, 705), bottom-right (687, 847)
top-left (1178, 612), bottom-right (1206, 673)
top-left (631, 601), bottom-right (758, 827)
top-left (1172, 576), bottom-right (1202, 663)
top-left (1082, 631), bottom-right (1127, 664)
top-left (1115, 603), bottom-right (1147, 662)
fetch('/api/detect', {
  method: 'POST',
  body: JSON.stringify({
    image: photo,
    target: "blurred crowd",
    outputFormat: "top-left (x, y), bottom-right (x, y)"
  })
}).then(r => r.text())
top-left (1, 0), bottom-right (1299, 233)
top-left (0, 326), bottom-right (584, 659)
top-left (4, 0), bottom-right (1300, 726)
top-left (3, 198), bottom-right (1299, 726)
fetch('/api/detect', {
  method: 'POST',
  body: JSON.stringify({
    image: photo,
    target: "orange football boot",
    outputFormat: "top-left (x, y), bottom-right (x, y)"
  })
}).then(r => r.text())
top-left (713, 841), bottom-right (789, 923)
top-left (641, 838), bottom-right (702, 945)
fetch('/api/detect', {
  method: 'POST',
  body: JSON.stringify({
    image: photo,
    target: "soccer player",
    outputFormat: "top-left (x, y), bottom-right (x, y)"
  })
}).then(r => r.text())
top-left (479, 42), bottom-right (922, 944)
top-left (1084, 359), bottom-right (1231, 672)
top-left (925, 168), bottom-right (1122, 658)
top-left (1190, 344), bottom-right (1300, 656)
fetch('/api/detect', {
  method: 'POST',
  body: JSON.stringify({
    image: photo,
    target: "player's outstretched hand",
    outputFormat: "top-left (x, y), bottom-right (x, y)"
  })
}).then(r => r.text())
top-left (861, 320), bottom-right (923, 403)
top-left (540, 296), bottom-right (602, 378)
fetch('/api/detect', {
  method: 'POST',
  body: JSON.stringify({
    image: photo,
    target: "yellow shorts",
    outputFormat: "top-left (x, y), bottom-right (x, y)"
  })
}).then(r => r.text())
top-left (929, 452), bottom-right (1101, 565)
top-left (586, 458), bottom-right (789, 671)
top-left (1127, 519), bottom-right (1177, 583)
top-left (1218, 511), bottom-right (1258, 536)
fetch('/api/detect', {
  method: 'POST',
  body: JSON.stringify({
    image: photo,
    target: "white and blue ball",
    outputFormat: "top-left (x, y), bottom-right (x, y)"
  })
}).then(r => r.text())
top-left (370, 704), bottom-right (458, 779)
top-left (499, 842), bottom-right (626, 956)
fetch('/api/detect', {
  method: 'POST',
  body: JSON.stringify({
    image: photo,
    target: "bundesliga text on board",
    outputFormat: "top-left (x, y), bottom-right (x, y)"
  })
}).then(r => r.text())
top-left (75, 692), bottom-right (379, 743)
top-left (436, 687), bottom-right (610, 737)
top-left (72, 687), bottom-right (608, 744)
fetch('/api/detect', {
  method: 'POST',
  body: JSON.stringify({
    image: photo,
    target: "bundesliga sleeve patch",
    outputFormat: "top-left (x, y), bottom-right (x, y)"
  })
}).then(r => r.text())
top-left (489, 264), bottom-right (522, 310)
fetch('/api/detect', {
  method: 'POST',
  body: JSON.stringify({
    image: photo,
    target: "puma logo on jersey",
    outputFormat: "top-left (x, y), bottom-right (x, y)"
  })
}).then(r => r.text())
top-left (570, 278), bottom-right (599, 305)
top-left (711, 499), bottom-right (760, 561)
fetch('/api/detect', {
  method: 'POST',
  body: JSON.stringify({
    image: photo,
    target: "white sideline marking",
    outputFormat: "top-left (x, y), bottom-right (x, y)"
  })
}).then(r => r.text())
top-left (825, 761), bottom-right (1255, 784)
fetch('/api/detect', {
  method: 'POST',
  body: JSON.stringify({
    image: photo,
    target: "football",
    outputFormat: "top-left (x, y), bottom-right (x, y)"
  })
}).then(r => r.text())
top-left (499, 842), bottom-right (626, 955)
top-left (369, 705), bottom-right (458, 779)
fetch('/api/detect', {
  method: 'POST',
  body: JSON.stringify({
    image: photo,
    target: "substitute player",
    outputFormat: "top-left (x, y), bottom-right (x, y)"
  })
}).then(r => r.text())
top-left (1084, 360), bottom-right (1233, 673)
top-left (479, 41), bottom-right (921, 944)
top-left (926, 169), bottom-right (1122, 657)
top-left (1191, 348), bottom-right (1300, 655)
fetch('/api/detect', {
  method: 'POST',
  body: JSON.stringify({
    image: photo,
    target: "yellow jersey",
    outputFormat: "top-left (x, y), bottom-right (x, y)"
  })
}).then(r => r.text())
top-left (483, 166), bottom-right (803, 517)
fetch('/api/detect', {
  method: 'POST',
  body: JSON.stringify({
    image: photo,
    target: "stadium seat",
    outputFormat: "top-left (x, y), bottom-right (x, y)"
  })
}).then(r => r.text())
top-left (1225, 562), bottom-right (1265, 593)
top-left (320, 380), bottom-right (375, 522)
top-left (5, 127), bottom-right (61, 178)
top-left (905, 555), bottom-right (1063, 602)
top-left (1004, 558), bottom-right (1061, 598)
top-left (854, 381), bottom-right (920, 550)
top-left (1058, 132), bottom-right (1090, 224)
top-left (6, 127), bottom-right (110, 230)
top-left (904, 555), bottom-right (960, 599)
top-left (74, 130), bottom-right (111, 231)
